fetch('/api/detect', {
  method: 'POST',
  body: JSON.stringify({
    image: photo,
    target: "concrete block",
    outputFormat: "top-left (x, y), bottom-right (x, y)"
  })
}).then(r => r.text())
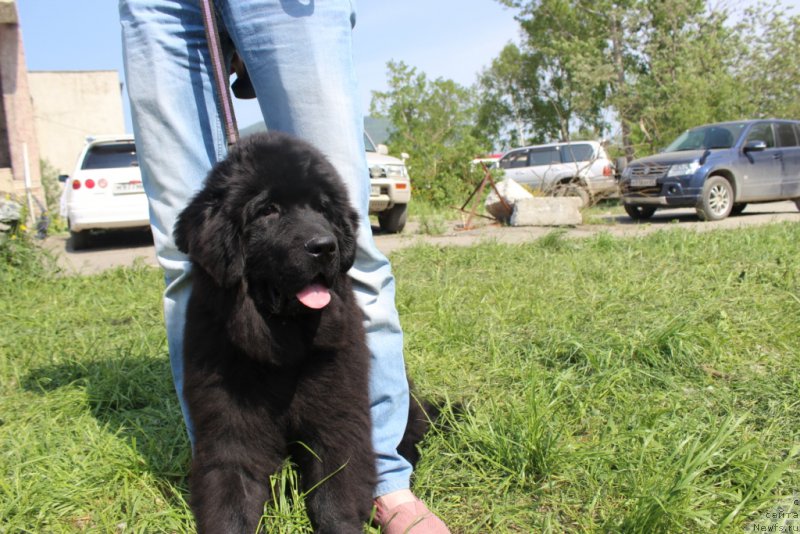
top-left (485, 178), bottom-right (532, 222)
top-left (510, 197), bottom-right (583, 226)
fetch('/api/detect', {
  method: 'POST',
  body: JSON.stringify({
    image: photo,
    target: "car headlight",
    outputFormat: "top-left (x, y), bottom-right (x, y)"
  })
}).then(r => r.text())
top-left (667, 162), bottom-right (700, 177)
top-left (383, 164), bottom-right (407, 178)
top-left (369, 164), bottom-right (408, 179)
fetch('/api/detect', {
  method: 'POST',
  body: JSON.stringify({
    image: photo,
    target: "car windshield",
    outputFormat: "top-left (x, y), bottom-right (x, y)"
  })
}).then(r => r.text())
top-left (664, 123), bottom-right (747, 152)
top-left (364, 133), bottom-right (376, 152)
top-left (82, 143), bottom-right (138, 169)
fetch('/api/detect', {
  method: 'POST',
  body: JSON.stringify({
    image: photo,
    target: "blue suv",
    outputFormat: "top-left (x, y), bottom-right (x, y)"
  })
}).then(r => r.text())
top-left (619, 119), bottom-right (800, 221)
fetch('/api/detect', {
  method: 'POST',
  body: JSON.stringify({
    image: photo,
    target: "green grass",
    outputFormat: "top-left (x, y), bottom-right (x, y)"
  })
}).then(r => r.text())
top-left (1, 223), bottom-right (799, 532)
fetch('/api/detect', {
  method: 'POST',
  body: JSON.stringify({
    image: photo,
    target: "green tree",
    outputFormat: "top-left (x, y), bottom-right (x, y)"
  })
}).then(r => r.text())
top-left (619, 0), bottom-right (743, 153)
top-left (491, 0), bottom-right (769, 156)
top-left (370, 61), bottom-right (489, 206)
top-left (494, 0), bottom-right (615, 142)
top-left (733, 3), bottom-right (800, 119)
top-left (476, 43), bottom-right (552, 148)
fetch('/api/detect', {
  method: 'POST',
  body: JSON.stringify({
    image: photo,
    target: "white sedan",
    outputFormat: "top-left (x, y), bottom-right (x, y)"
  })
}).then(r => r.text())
top-left (60, 135), bottom-right (150, 249)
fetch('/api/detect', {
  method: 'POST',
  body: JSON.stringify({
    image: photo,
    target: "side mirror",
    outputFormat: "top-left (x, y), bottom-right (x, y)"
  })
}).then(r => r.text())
top-left (58, 174), bottom-right (69, 183)
top-left (743, 139), bottom-right (767, 152)
top-left (377, 144), bottom-right (389, 156)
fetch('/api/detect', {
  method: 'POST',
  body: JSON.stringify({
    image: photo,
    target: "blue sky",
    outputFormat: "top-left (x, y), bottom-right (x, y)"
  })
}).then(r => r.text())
top-left (16, 1), bottom-right (521, 131)
top-left (16, 0), bottom-right (800, 133)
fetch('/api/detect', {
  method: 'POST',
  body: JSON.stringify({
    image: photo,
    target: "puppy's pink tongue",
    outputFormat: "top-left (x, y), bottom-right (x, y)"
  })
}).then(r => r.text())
top-left (296, 283), bottom-right (331, 309)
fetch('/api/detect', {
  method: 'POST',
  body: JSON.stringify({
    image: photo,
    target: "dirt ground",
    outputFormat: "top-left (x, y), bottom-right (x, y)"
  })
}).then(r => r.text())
top-left (43, 200), bottom-right (800, 275)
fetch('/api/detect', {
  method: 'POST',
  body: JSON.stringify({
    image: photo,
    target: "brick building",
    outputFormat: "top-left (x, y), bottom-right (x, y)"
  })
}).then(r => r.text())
top-left (0, 0), bottom-right (42, 204)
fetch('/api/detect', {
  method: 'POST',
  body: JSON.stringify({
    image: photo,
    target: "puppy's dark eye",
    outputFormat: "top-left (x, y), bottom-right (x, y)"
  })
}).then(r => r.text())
top-left (261, 203), bottom-right (280, 220)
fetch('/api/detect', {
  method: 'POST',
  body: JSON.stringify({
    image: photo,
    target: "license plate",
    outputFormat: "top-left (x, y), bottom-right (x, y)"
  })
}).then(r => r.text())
top-left (631, 177), bottom-right (657, 187)
top-left (370, 185), bottom-right (381, 196)
top-left (113, 182), bottom-right (144, 195)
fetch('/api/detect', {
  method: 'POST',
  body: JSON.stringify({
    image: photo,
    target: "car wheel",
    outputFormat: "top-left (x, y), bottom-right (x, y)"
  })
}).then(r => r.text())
top-left (624, 204), bottom-right (657, 220)
top-left (730, 203), bottom-right (747, 216)
top-left (378, 204), bottom-right (408, 233)
top-left (696, 175), bottom-right (733, 221)
top-left (69, 229), bottom-right (91, 250)
top-left (552, 183), bottom-right (590, 208)
top-left (565, 184), bottom-right (591, 208)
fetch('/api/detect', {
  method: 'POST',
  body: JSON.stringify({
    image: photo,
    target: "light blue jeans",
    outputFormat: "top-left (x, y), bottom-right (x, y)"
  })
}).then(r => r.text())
top-left (120, 0), bottom-right (411, 497)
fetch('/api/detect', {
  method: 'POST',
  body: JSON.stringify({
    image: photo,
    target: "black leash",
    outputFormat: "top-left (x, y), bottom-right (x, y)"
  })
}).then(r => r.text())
top-left (199, 0), bottom-right (239, 147)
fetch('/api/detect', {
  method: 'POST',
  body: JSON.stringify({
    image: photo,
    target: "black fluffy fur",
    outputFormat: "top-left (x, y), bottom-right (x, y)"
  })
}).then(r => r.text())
top-left (174, 132), bottom-right (405, 533)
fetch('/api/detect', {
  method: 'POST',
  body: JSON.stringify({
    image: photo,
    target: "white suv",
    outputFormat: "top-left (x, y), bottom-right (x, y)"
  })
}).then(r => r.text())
top-left (498, 140), bottom-right (617, 206)
top-left (59, 135), bottom-right (149, 249)
top-left (365, 134), bottom-right (411, 233)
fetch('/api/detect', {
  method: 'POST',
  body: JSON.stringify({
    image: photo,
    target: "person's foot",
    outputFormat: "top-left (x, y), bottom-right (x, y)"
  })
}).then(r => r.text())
top-left (373, 490), bottom-right (450, 533)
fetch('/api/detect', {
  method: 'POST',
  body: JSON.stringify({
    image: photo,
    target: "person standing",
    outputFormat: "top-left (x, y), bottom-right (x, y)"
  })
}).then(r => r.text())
top-left (119, 1), bottom-right (450, 532)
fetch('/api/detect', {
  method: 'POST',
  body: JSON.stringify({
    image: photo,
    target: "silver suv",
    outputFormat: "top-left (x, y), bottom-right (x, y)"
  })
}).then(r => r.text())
top-left (365, 134), bottom-right (411, 233)
top-left (498, 140), bottom-right (617, 206)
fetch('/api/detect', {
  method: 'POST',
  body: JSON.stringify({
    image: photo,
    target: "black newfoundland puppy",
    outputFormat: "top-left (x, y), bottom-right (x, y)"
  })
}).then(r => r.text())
top-left (174, 132), bottom-right (385, 533)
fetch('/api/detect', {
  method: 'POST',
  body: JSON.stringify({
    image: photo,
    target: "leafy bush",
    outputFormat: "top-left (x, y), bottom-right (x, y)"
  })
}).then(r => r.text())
top-left (371, 61), bottom-right (492, 207)
top-left (0, 200), bottom-right (58, 283)
top-left (40, 159), bottom-right (67, 233)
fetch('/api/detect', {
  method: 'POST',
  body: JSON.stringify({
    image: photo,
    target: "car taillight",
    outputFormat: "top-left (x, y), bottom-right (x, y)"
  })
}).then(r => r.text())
top-left (395, 183), bottom-right (408, 190)
top-left (85, 178), bottom-right (96, 189)
top-left (72, 179), bottom-right (81, 190)
top-left (98, 178), bottom-right (108, 188)
top-left (603, 165), bottom-right (612, 177)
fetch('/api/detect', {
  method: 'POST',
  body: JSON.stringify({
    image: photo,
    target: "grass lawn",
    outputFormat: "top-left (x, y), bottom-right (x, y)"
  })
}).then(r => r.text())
top-left (1, 223), bottom-right (798, 532)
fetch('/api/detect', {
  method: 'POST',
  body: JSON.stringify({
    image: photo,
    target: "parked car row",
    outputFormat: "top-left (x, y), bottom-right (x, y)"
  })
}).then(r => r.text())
top-left (60, 133), bottom-right (412, 249)
top-left (57, 119), bottom-right (800, 249)
top-left (496, 118), bottom-right (800, 221)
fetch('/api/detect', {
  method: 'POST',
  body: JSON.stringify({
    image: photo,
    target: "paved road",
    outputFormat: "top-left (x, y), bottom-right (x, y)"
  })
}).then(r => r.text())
top-left (43, 201), bottom-right (800, 275)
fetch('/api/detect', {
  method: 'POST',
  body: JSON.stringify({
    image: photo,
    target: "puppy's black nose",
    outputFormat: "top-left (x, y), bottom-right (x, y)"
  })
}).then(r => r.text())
top-left (305, 235), bottom-right (337, 257)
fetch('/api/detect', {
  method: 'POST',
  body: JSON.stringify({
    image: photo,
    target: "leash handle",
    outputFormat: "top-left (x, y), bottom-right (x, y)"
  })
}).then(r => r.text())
top-left (199, 0), bottom-right (239, 147)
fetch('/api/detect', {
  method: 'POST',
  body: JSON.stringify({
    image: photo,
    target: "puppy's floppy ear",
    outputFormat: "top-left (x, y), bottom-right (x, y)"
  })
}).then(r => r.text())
top-left (337, 206), bottom-right (360, 273)
top-left (174, 186), bottom-right (244, 287)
